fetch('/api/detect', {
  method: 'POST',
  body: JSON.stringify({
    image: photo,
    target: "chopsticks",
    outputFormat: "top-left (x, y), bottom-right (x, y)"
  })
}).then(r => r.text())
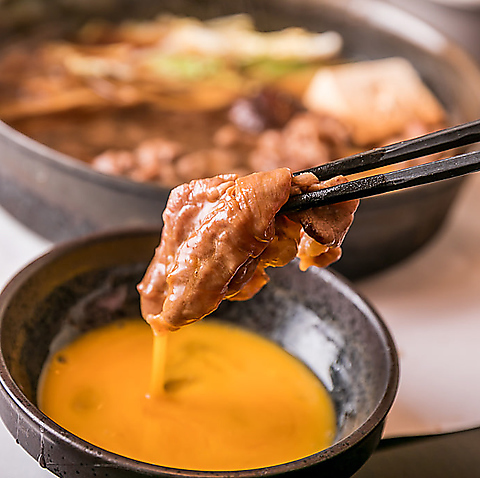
top-left (281, 119), bottom-right (480, 213)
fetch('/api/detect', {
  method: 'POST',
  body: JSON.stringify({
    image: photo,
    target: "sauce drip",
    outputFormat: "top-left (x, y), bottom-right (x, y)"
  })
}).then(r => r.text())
top-left (38, 319), bottom-right (336, 470)
top-left (149, 332), bottom-right (168, 398)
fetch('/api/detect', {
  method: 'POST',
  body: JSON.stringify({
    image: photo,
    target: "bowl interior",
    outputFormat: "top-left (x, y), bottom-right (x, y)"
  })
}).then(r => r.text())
top-left (0, 229), bottom-right (398, 477)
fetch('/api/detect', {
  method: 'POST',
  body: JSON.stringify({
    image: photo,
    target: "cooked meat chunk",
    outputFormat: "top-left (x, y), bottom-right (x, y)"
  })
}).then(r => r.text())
top-left (290, 173), bottom-right (357, 247)
top-left (93, 138), bottom-right (184, 183)
top-left (248, 112), bottom-right (349, 172)
top-left (137, 168), bottom-right (358, 334)
top-left (138, 169), bottom-right (291, 333)
top-left (290, 173), bottom-right (358, 270)
top-left (228, 87), bottom-right (303, 133)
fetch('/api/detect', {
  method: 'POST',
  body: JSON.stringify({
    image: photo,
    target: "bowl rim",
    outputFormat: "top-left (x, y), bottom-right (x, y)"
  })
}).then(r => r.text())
top-left (0, 227), bottom-right (399, 476)
top-left (1, 0), bottom-right (480, 200)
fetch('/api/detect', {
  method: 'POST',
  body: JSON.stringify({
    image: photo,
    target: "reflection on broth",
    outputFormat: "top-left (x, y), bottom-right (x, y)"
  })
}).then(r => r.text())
top-left (38, 319), bottom-right (336, 470)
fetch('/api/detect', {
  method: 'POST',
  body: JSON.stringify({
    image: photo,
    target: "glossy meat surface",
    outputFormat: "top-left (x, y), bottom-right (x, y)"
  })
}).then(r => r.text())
top-left (137, 169), bottom-right (358, 333)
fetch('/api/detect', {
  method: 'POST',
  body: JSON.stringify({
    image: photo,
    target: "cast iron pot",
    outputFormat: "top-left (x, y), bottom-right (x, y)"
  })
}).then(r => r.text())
top-left (1, 0), bottom-right (479, 280)
top-left (0, 229), bottom-right (399, 478)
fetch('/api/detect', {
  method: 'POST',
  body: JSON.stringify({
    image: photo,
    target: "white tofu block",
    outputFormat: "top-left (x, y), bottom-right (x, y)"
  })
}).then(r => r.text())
top-left (303, 57), bottom-right (446, 145)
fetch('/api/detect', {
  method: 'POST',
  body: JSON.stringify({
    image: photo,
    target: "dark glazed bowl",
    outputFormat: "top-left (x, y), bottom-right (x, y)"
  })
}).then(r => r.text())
top-left (0, 0), bottom-right (480, 280)
top-left (0, 229), bottom-right (398, 478)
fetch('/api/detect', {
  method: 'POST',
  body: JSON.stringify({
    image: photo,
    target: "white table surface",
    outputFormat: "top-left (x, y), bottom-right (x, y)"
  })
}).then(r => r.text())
top-left (359, 173), bottom-right (480, 438)
top-left (0, 210), bottom-right (51, 477)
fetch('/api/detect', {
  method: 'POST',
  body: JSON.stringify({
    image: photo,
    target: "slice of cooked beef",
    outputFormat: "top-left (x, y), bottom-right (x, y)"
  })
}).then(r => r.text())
top-left (137, 168), bottom-right (358, 334)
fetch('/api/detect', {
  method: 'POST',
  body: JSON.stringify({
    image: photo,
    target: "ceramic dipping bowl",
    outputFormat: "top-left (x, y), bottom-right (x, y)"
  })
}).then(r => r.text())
top-left (0, 229), bottom-right (398, 478)
top-left (0, 0), bottom-right (479, 280)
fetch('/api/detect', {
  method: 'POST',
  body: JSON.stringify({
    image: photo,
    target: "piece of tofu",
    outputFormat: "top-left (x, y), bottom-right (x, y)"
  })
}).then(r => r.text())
top-left (302, 57), bottom-right (445, 146)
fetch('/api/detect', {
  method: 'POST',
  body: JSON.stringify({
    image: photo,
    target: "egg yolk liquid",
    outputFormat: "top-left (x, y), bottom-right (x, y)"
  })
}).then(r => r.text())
top-left (38, 319), bottom-right (335, 470)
